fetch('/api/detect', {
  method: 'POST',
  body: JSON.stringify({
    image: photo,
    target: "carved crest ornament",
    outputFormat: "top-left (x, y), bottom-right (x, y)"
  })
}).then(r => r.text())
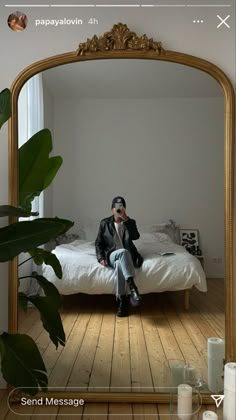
top-left (77, 22), bottom-right (164, 55)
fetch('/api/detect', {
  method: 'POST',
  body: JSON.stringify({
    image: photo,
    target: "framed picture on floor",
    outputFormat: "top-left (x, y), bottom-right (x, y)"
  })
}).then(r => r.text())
top-left (179, 229), bottom-right (201, 255)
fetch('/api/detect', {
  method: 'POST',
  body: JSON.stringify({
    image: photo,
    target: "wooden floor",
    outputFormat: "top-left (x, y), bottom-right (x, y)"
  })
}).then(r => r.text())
top-left (1, 278), bottom-right (224, 419)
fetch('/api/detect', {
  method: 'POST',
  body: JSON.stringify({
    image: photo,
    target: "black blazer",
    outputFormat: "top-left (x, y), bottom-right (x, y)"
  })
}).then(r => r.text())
top-left (95, 216), bottom-right (143, 268)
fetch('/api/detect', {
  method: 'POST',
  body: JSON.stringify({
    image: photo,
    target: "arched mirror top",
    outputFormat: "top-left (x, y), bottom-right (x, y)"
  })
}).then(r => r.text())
top-left (10, 22), bottom-right (234, 99)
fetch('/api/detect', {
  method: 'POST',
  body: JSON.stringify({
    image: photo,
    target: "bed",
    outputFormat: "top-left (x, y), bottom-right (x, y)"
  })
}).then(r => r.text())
top-left (43, 231), bottom-right (207, 309)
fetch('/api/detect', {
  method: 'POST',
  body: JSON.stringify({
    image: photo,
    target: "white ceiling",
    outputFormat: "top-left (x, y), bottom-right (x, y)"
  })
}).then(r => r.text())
top-left (42, 59), bottom-right (222, 99)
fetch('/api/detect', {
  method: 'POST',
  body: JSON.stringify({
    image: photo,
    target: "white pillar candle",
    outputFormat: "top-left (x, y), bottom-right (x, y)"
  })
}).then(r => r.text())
top-left (177, 384), bottom-right (192, 420)
top-left (171, 363), bottom-right (185, 387)
top-left (223, 362), bottom-right (236, 420)
top-left (207, 337), bottom-right (225, 392)
top-left (202, 411), bottom-right (218, 419)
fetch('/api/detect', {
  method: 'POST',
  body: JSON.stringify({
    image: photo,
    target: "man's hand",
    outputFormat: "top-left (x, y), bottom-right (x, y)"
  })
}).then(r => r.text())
top-left (118, 208), bottom-right (129, 222)
top-left (100, 259), bottom-right (108, 267)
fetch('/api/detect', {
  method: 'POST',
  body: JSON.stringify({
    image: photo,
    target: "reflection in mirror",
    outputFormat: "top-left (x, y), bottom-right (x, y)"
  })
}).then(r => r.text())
top-left (18, 60), bottom-right (224, 394)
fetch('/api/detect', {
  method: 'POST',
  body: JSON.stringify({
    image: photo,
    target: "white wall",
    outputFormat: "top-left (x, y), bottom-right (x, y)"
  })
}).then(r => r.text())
top-left (0, 0), bottom-right (234, 386)
top-left (52, 97), bottom-right (224, 277)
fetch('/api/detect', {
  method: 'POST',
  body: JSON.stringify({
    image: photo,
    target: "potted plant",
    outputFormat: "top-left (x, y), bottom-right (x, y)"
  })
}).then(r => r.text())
top-left (0, 88), bottom-right (73, 395)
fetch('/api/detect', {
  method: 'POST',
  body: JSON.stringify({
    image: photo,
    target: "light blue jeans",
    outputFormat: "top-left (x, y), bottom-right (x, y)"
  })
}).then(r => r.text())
top-left (109, 248), bottom-right (135, 297)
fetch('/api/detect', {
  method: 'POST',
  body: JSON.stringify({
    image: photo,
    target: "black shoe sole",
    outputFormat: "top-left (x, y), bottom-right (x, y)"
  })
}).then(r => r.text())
top-left (130, 296), bottom-right (142, 307)
top-left (116, 311), bottom-right (129, 317)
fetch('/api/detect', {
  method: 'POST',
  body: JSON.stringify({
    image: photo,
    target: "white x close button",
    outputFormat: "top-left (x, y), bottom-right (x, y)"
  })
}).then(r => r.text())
top-left (217, 15), bottom-right (230, 28)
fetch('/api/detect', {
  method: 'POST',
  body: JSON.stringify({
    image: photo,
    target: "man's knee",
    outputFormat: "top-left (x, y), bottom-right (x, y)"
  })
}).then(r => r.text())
top-left (115, 249), bottom-right (132, 266)
top-left (120, 248), bottom-right (129, 254)
top-left (119, 248), bottom-right (130, 258)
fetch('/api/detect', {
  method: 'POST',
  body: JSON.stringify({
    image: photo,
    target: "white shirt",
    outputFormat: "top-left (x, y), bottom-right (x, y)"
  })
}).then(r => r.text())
top-left (114, 222), bottom-right (125, 249)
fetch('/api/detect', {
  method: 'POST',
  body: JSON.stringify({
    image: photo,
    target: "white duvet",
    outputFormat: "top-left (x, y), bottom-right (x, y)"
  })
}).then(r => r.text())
top-left (43, 232), bottom-right (207, 295)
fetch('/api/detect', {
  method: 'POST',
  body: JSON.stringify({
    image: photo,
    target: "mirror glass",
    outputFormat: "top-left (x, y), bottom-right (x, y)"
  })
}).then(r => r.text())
top-left (17, 59), bottom-right (224, 394)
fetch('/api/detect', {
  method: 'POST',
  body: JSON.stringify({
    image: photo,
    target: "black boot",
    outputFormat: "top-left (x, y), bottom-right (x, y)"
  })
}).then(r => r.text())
top-left (127, 278), bottom-right (142, 307)
top-left (116, 295), bottom-right (129, 317)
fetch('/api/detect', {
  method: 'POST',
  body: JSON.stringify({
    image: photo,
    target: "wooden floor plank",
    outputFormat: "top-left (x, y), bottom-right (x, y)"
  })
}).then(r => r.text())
top-left (0, 389), bottom-right (7, 402)
top-left (171, 299), bottom-right (211, 350)
top-left (110, 317), bottom-right (131, 392)
top-left (42, 309), bottom-right (79, 378)
top-left (49, 312), bottom-right (92, 389)
top-left (129, 314), bottom-right (154, 392)
top-left (67, 310), bottom-right (103, 389)
top-left (0, 390), bottom-right (14, 420)
top-left (56, 402), bottom-right (84, 418)
top-left (5, 403), bottom-right (36, 420)
top-left (184, 304), bottom-right (221, 343)
top-left (82, 403), bottom-right (108, 419)
top-left (18, 307), bottom-right (40, 334)
top-left (89, 311), bottom-right (116, 392)
top-left (153, 298), bottom-right (184, 361)
top-left (140, 298), bottom-right (170, 393)
top-left (190, 280), bottom-right (224, 337)
top-left (141, 316), bottom-right (169, 392)
top-left (191, 290), bottom-right (224, 329)
top-left (162, 301), bottom-right (202, 370)
top-left (29, 405), bottom-right (59, 419)
top-left (108, 403), bottom-right (133, 418)
top-left (157, 404), bottom-right (170, 419)
top-left (133, 403), bottom-right (159, 419)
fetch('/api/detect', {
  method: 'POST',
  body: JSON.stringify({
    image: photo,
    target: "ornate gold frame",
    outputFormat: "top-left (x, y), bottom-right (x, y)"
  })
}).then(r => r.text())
top-left (8, 23), bottom-right (235, 404)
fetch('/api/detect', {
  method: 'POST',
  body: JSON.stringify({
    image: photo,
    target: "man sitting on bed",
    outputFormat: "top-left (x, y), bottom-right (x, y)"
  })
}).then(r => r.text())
top-left (95, 196), bottom-right (143, 317)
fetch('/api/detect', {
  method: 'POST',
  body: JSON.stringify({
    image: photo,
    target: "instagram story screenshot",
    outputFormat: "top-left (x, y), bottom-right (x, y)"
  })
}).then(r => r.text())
top-left (0, 0), bottom-right (235, 418)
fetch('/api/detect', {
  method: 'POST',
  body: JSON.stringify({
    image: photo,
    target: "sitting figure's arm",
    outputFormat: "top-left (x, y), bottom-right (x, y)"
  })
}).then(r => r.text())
top-left (119, 208), bottom-right (140, 240)
top-left (123, 218), bottom-right (140, 240)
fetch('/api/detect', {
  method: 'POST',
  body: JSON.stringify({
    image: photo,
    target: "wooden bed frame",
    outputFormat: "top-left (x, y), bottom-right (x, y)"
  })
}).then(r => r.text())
top-left (184, 288), bottom-right (190, 310)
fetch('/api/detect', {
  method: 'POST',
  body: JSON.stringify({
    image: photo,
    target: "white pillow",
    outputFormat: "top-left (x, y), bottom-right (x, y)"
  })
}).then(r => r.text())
top-left (139, 224), bottom-right (162, 234)
top-left (55, 232), bottom-right (80, 245)
top-left (136, 232), bottom-right (173, 245)
top-left (139, 220), bottom-right (179, 244)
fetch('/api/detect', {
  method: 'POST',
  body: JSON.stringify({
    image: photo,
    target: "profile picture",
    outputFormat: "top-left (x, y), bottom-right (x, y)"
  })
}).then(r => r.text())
top-left (8, 11), bottom-right (28, 32)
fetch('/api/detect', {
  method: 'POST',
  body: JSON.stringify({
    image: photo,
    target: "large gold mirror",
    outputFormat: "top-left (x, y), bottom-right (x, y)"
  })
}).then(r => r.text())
top-left (9, 23), bottom-right (235, 405)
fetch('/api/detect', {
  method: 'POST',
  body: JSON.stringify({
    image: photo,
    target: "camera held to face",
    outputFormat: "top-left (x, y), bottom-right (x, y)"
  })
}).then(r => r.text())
top-left (115, 203), bottom-right (124, 214)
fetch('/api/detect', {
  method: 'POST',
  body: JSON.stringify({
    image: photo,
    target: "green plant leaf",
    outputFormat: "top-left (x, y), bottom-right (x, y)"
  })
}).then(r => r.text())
top-left (19, 128), bottom-right (52, 209)
top-left (35, 217), bottom-right (74, 236)
top-left (0, 205), bottom-right (39, 218)
top-left (29, 248), bottom-right (62, 279)
top-left (43, 156), bottom-right (63, 190)
top-left (0, 218), bottom-right (73, 262)
top-left (43, 251), bottom-right (62, 279)
top-left (0, 88), bottom-right (11, 129)
top-left (31, 272), bottom-right (62, 308)
top-left (0, 332), bottom-right (48, 396)
top-left (28, 296), bottom-right (65, 348)
top-left (29, 249), bottom-right (44, 265)
top-left (18, 292), bottom-right (29, 312)
top-left (18, 129), bottom-right (63, 210)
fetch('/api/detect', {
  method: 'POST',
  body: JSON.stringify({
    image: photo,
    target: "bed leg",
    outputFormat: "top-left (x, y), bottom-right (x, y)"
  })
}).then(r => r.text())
top-left (184, 289), bottom-right (190, 310)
